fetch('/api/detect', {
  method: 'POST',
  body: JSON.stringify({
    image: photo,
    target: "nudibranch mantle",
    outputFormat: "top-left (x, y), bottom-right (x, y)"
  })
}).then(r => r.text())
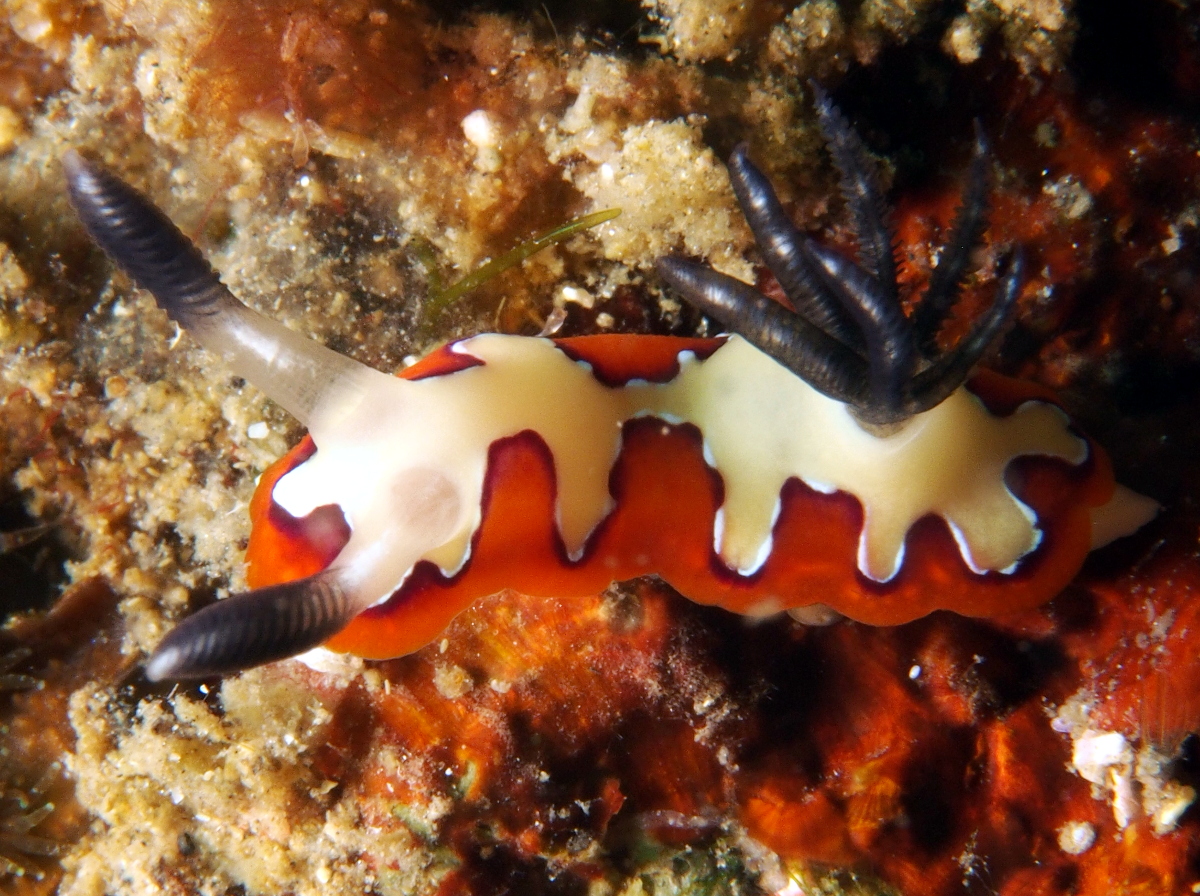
top-left (273, 331), bottom-right (1088, 602)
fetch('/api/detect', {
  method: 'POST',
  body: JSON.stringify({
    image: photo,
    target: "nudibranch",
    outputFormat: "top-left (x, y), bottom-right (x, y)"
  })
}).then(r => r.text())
top-left (64, 90), bottom-right (1157, 680)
